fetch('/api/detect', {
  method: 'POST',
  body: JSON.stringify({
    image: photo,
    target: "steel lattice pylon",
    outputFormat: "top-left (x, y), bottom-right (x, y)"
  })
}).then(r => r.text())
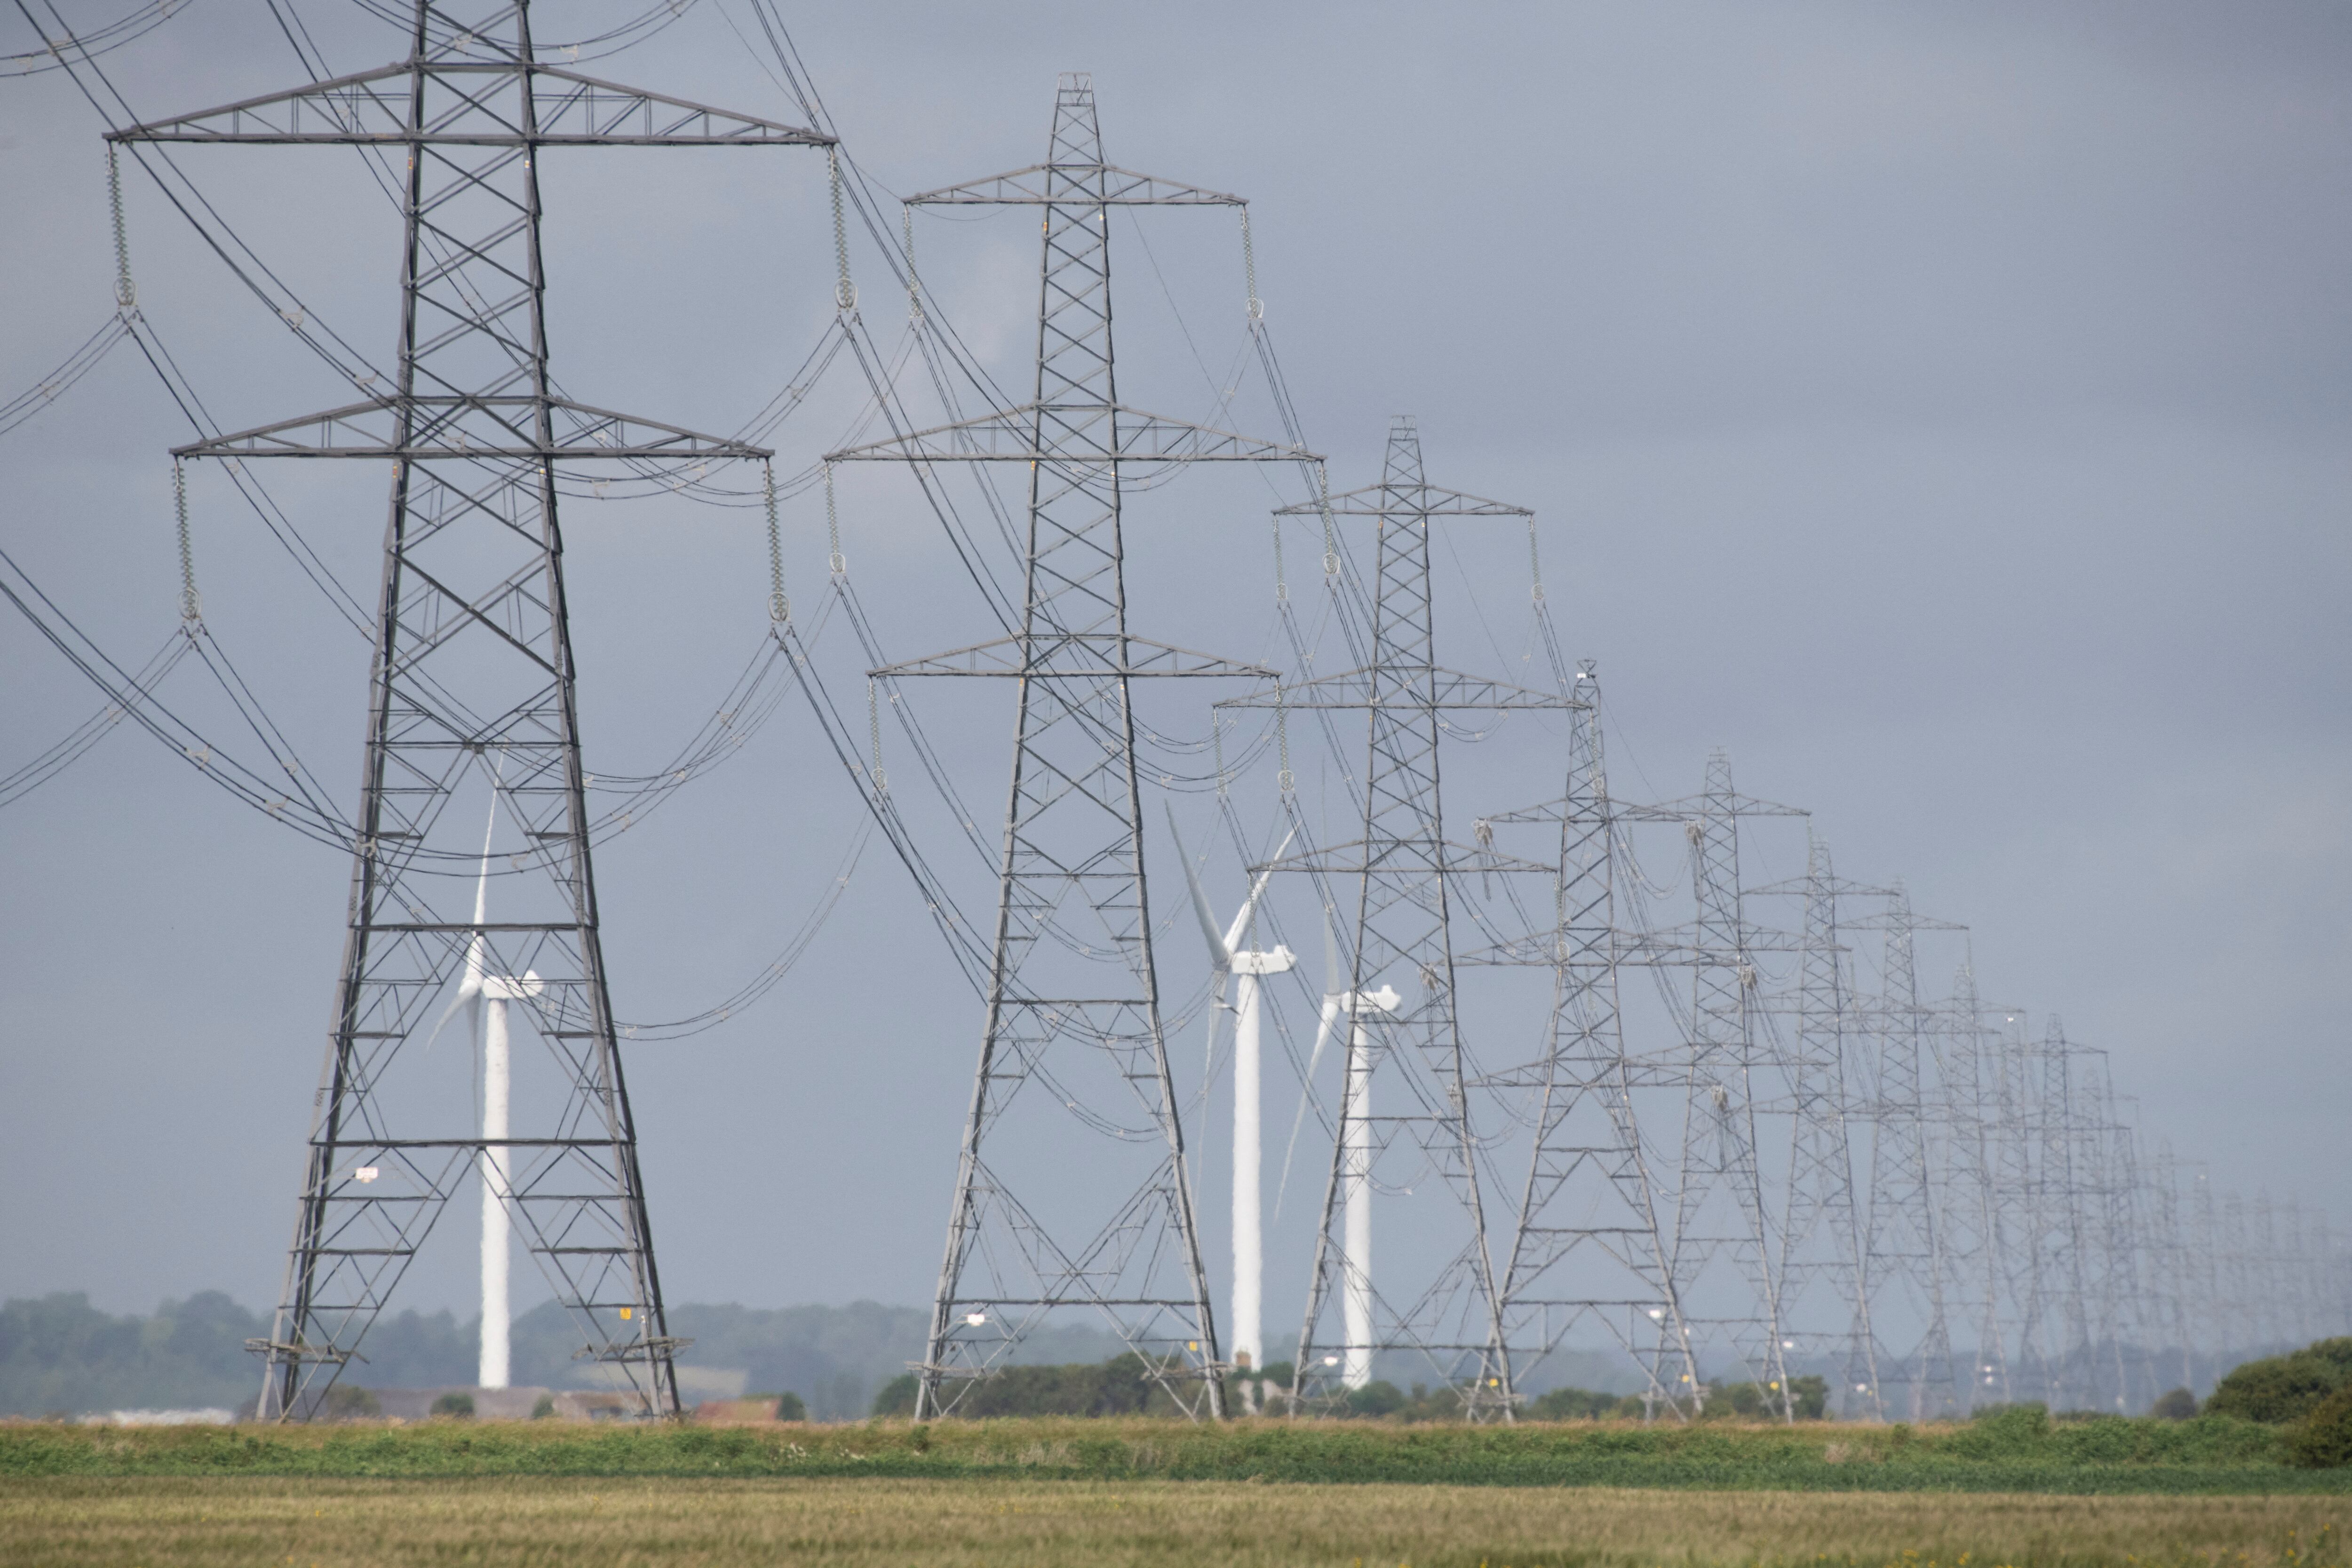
top-left (1647, 755), bottom-right (1800, 1412)
top-left (828, 75), bottom-right (1311, 1419)
top-left (1774, 838), bottom-right (1881, 1418)
top-left (1473, 663), bottom-right (1702, 1416)
top-left (114, 1), bottom-right (831, 1419)
top-left (1857, 884), bottom-right (1962, 1419)
top-left (1227, 419), bottom-right (1568, 1416)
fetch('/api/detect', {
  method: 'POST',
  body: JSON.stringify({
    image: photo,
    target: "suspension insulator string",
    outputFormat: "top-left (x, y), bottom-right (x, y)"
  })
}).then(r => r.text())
top-left (763, 461), bottom-right (789, 626)
top-left (903, 205), bottom-right (922, 325)
top-left (1240, 204), bottom-right (1262, 322)
top-left (107, 143), bottom-right (136, 312)
top-left (1316, 462), bottom-right (1339, 578)
top-left (1275, 682), bottom-right (1293, 797)
top-left (1271, 512), bottom-right (1288, 604)
top-left (830, 147), bottom-right (857, 314)
top-left (866, 678), bottom-right (888, 793)
top-left (1527, 516), bottom-right (1545, 604)
top-left (173, 458), bottom-right (201, 625)
top-left (825, 463), bottom-right (845, 577)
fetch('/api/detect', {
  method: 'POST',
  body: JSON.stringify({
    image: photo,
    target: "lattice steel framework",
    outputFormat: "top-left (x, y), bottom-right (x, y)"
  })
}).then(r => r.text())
top-left (1473, 664), bottom-right (1701, 1415)
top-left (1227, 419), bottom-right (1567, 1417)
top-left (1856, 884), bottom-right (1961, 1419)
top-left (828, 75), bottom-right (1310, 1419)
top-left (1774, 838), bottom-right (1880, 1418)
top-left (1655, 754), bottom-right (1801, 1411)
top-left (114, 0), bottom-right (831, 1419)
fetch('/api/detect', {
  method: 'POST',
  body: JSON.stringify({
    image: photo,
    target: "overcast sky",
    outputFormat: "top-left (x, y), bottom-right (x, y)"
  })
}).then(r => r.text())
top-left (1, 0), bottom-right (2345, 1335)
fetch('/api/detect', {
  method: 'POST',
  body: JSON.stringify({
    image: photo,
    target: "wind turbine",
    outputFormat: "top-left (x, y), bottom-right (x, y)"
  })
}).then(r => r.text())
top-left (425, 793), bottom-right (540, 1392)
top-left (1168, 810), bottom-right (1292, 1406)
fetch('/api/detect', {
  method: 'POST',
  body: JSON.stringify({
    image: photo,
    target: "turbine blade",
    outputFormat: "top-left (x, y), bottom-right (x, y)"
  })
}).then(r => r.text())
top-left (1273, 990), bottom-right (1345, 1225)
top-left (1223, 825), bottom-right (1296, 954)
top-left (1163, 803), bottom-right (1231, 966)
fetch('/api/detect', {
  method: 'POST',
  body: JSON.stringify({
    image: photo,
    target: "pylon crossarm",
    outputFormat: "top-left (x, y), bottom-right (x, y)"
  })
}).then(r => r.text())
top-left (1253, 839), bottom-right (1553, 878)
top-left (171, 396), bottom-right (771, 461)
top-left (1481, 795), bottom-right (1687, 826)
top-left (826, 401), bottom-right (1312, 465)
top-left (869, 634), bottom-right (1275, 681)
top-left (1217, 667), bottom-right (1576, 712)
top-left (1277, 483), bottom-right (1531, 518)
top-left (907, 162), bottom-right (1244, 206)
top-left (109, 61), bottom-right (828, 147)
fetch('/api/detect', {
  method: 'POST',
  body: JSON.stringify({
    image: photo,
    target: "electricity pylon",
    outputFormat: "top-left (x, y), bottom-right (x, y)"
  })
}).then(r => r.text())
top-left (828, 75), bottom-right (1311, 1419)
top-left (115, 1), bottom-right (832, 1419)
top-left (1774, 837), bottom-right (1880, 1418)
top-left (1856, 883), bottom-right (1962, 1419)
top-left (1937, 958), bottom-right (2015, 1406)
top-left (1471, 663), bottom-right (1702, 1414)
top-left (1654, 754), bottom-right (1802, 1413)
top-left (1226, 419), bottom-right (1568, 1416)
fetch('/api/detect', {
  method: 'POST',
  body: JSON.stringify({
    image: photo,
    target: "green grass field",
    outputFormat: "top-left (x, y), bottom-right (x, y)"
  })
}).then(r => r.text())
top-left (0, 1475), bottom-right (2341, 1567)
top-left (3, 1412), bottom-right (2342, 1492)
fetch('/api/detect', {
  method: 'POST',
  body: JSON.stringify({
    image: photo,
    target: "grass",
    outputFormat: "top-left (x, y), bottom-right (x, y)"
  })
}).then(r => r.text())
top-left (0, 1475), bottom-right (2343, 1567)
top-left (1, 1413), bottom-right (2342, 1493)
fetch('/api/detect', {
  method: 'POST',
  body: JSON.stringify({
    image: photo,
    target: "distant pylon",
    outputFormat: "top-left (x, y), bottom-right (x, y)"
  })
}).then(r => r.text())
top-left (1226, 419), bottom-right (1570, 1416)
top-left (1777, 837), bottom-right (1880, 1419)
top-left (115, 0), bottom-right (832, 1420)
top-left (1472, 662), bottom-right (1703, 1415)
top-left (829, 75), bottom-right (1312, 1419)
top-left (1858, 883), bottom-right (1961, 1419)
top-left (1658, 753), bottom-right (1800, 1413)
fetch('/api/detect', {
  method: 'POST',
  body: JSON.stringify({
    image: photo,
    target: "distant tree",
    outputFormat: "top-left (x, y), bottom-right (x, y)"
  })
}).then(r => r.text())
top-left (2288, 1385), bottom-right (2352, 1469)
top-left (2206, 1338), bottom-right (2352, 1424)
top-left (319, 1384), bottom-right (381, 1421)
top-left (530, 1394), bottom-right (557, 1420)
top-left (430, 1391), bottom-right (475, 1419)
top-left (870, 1373), bottom-right (918, 1418)
top-left (1788, 1375), bottom-right (1830, 1420)
top-left (1525, 1386), bottom-right (1618, 1421)
top-left (2151, 1388), bottom-right (2199, 1420)
top-left (1343, 1380), bottom-right (1406, 1418)
top-left (771, 1392), bottom-right (808, 1421)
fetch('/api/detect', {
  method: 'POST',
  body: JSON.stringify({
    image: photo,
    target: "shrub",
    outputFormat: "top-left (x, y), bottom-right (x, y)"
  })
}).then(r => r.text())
top-left (2152, 1387), bottom-right (2198, 1420)
top-left (2206, 1339), bottom-right (2352, 1424)
top-left (318, 1384), bottom-right (381, 1421)
top-left (429, 1391), bottom-right (475, 1419)
top-left (1954, 1402), bottom-right (2052, 1458)
top-left (771, 1392), bottom-right (807, 1422)
top-left (530, 1394), bottom-right (556, 1420)
top-left (870, 1373), bottom-right (918, 1418)
top-left (1525, 1385), bottom-right (1618, 1421)
top-left (2288, 1385), bottom-right (2352, 1469)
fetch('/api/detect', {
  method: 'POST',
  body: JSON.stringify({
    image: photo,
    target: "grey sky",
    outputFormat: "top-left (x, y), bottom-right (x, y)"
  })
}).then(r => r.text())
top-left (1, 0), bottom-right (2345, 1333)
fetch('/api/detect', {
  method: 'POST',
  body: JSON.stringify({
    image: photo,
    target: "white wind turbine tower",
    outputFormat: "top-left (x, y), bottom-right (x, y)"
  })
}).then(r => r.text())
top-left (1271, 900), bottom-right (1397, 1394)
top-left (1169, 811), bottom-right (1292, 1405)
top-left (427, 794), bottom-right (540, 1391)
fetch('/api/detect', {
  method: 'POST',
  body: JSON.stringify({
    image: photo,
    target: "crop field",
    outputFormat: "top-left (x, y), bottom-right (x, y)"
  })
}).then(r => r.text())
top-left (3, 1417), bottom-right (2345, 1567)
top-left (1, 1475), bottom-right (2343, 1568)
